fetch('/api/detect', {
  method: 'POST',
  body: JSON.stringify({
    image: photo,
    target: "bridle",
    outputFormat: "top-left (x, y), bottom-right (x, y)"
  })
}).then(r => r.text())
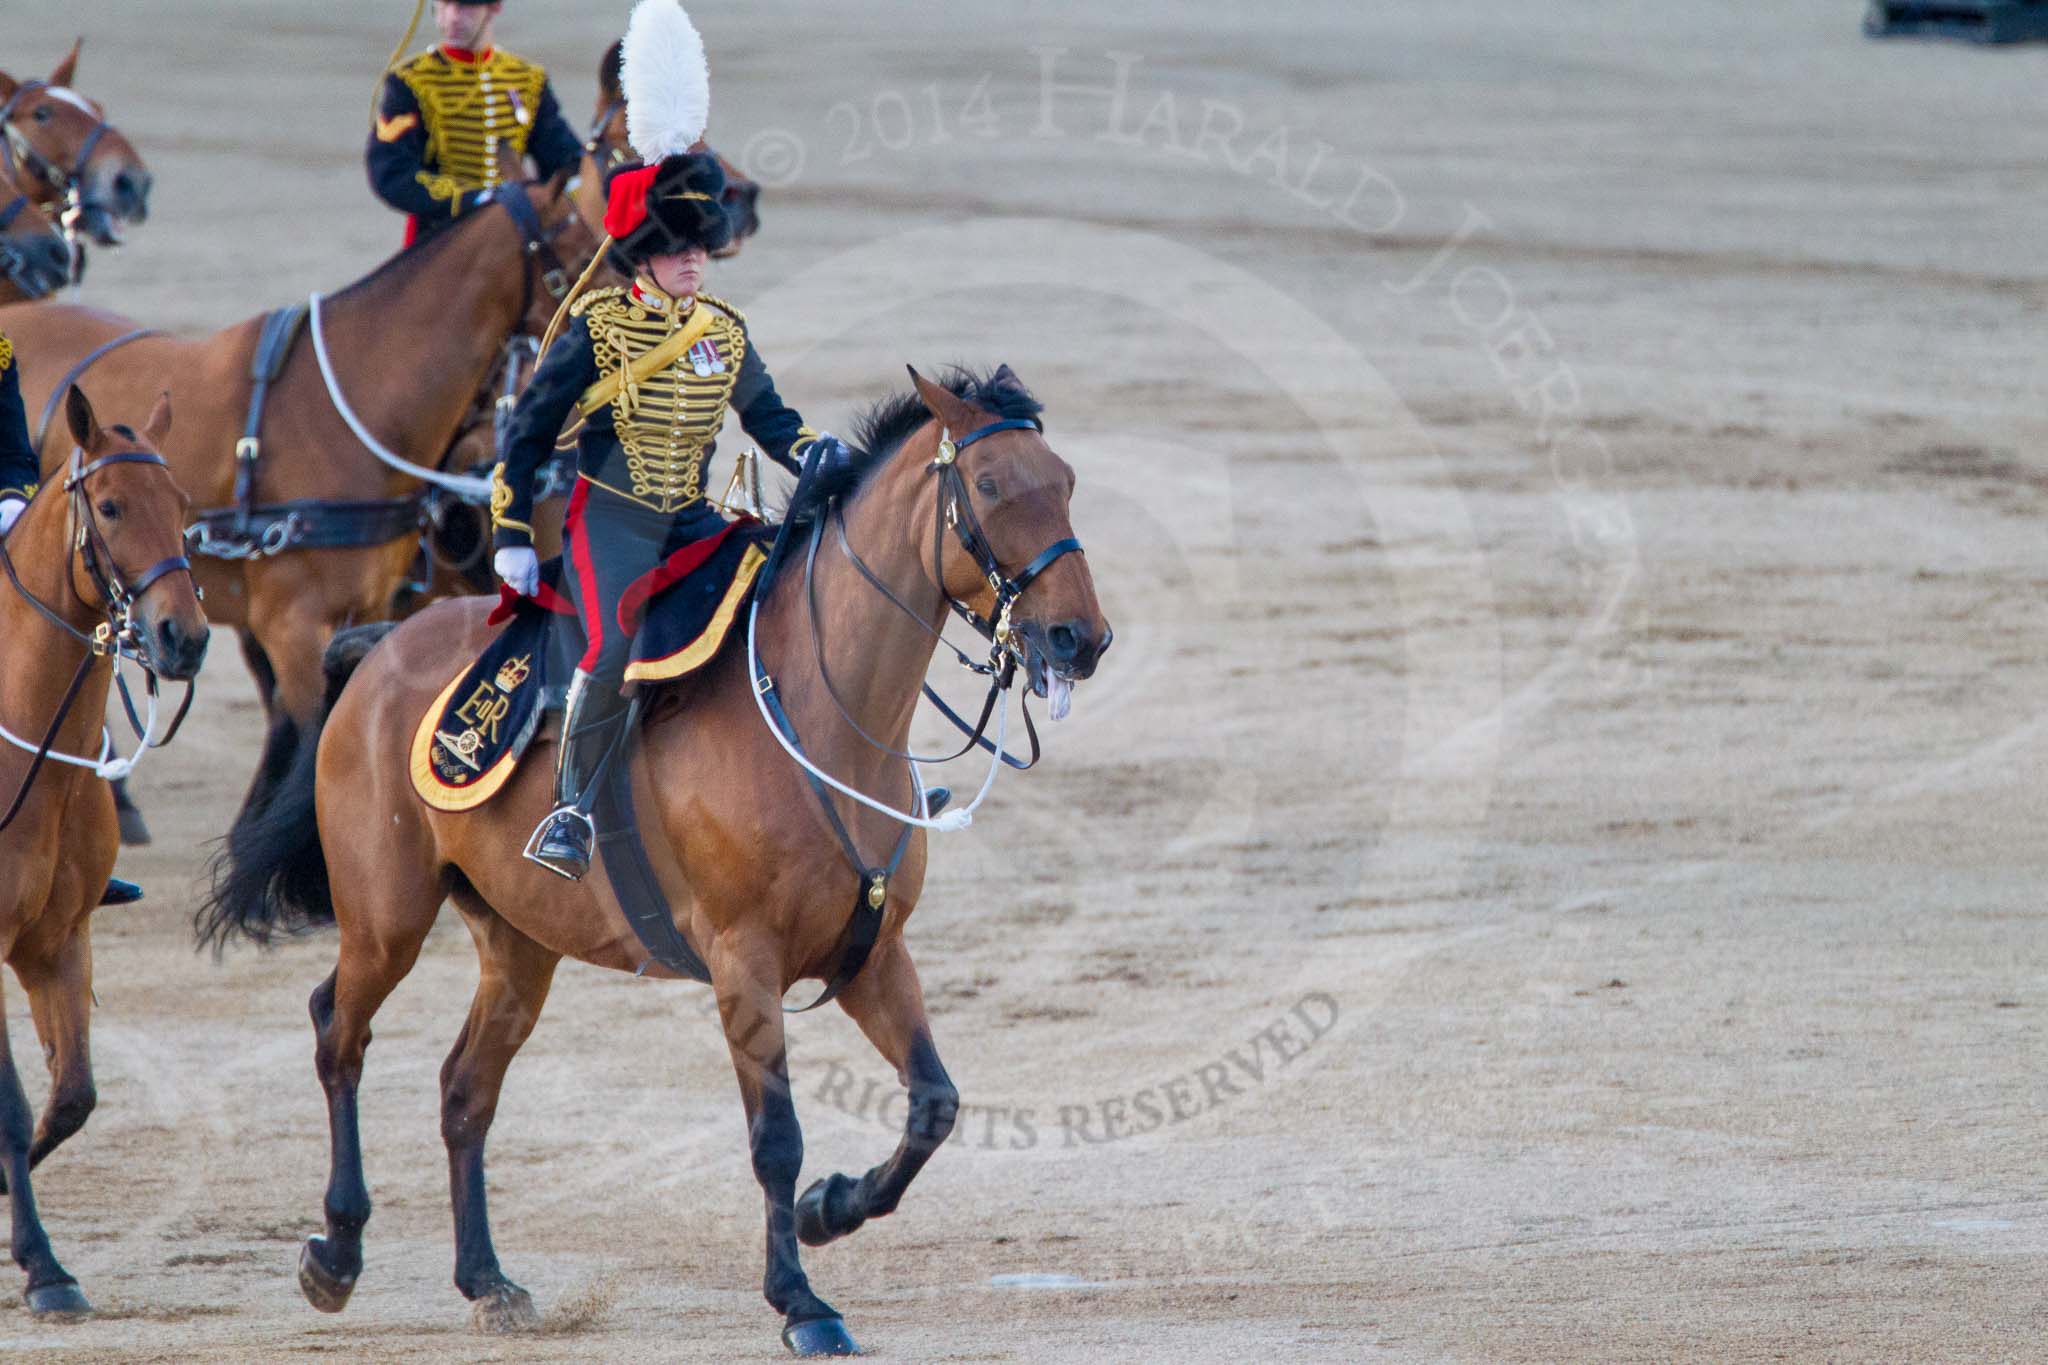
top-left (0, 80), bottom-right (123, 277)
top-left (801, 415), bottom-right (1086, 773)
top-left (0, 448), bottom-right (199, 833)
top-left (490, 182), bottom-right (575, 312)
top-left (584, 100), bottom-right (630, 170)
top-left (0, 192), bottom-right (58, 298)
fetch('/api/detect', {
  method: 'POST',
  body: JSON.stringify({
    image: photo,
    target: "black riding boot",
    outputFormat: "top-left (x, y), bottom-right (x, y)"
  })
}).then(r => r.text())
top-left (523, 670), bottom-right (629, 880)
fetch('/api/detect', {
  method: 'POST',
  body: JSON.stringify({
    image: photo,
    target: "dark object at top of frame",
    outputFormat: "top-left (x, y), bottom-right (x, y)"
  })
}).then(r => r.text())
top-left (1865, 0), bottom-right (2048, 43)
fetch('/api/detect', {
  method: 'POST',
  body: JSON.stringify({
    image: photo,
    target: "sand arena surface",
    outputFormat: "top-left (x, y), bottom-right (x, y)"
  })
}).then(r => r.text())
top-left (2, 1), bottom-right (2045, 1359)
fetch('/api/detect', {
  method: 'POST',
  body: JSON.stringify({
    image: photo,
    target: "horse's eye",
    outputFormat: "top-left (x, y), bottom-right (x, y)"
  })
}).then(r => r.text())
top-left (975, 478), bottom-right (1000, 499)
top-left (32, 106), bottom-right (52, 124)
top-left (97, 500), bottom-right (119, 520)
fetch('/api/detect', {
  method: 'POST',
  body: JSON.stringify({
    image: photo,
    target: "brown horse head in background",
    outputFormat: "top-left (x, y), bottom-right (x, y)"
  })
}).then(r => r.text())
top-left (0, 43), bottom-right (152, 247)
top-left (577, 38), bottom-right (761, 255)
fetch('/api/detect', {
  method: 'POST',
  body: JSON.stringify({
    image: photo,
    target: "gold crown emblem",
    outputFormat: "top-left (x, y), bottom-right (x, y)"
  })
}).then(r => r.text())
top-left (494, 654), bottom-right (533, 691)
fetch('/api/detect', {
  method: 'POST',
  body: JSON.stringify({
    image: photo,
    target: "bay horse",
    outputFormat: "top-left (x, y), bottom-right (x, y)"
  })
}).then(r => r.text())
top-left (0, 191), bottom-right (71, 305)
top-left (199, 366), bottom-right (1110, 1354)
top-left (1, 162), bottom-right (600, 822)
top-left (575, 38), bottom-right (761, 256)
top-left (0, 386), bottom-right (207, 1316)
top-left (1, 44), bottom-right (153, 272)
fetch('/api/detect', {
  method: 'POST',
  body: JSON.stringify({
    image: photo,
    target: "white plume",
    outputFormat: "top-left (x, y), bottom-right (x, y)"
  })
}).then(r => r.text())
top-left (623, 0), bottom-right (709, 162)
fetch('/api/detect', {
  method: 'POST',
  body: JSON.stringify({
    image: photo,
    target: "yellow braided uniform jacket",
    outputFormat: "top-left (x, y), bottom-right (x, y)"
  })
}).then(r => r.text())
top-left (0, 335), bottom-right (38, 502)
top-left (490, 286), bottom-right (821, 548)
top-left (366, 46), bottom-right (581, 227)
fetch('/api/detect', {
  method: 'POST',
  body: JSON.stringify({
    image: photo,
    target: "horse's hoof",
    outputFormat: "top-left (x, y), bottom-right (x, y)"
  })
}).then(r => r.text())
top-left (796, 1173), bottom-right (861, 1247)
top-left (471, 1285), bottom-right (540, 1334)
top-left (783, 1315), bottom-right (861, 1357)
top-left (298, 1236), bottom-right (357, 1313)
top-left (25, 1281), bottom-right (92, 1318)
top-left (116, 805), bottom-right (151, 847)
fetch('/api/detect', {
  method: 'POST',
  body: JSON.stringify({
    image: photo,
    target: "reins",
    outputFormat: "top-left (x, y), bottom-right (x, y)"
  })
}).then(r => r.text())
top-left (0, 449), bottom-right (197, 833)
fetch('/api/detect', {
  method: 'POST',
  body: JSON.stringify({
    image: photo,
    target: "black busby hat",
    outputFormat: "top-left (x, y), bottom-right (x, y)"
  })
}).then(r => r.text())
top-left (603, 152), bottom-right (733, 261)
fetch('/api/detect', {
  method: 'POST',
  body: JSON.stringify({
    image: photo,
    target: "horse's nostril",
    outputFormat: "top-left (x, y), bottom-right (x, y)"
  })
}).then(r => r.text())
top-left (1049, 624), bottom-right (1079, 660)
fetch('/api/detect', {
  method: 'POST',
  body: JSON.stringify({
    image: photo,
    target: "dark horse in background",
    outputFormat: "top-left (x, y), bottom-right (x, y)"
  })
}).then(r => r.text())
top-left (2, 158), bottom-right (601, 830)
top-left (201, 367), bottom-right (1109, 1355)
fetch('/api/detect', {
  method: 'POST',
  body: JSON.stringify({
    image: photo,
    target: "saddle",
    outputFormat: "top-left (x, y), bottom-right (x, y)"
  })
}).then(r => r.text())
top-left (409, 521), bottom-right (768, 813)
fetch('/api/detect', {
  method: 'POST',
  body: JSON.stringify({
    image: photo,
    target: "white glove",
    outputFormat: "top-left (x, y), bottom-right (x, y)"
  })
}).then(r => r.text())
top-left (493, 546), bottom-right (540, 597)
top-left (0, 498), bottom-right (24, 537)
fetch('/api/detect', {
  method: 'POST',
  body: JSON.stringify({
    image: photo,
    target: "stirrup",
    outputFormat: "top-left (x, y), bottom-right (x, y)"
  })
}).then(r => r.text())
top-left (523, 805), bottom-right (594, 881)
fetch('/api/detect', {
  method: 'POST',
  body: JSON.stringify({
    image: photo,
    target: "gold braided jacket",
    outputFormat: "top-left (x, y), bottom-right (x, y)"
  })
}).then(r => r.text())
top-left (392, 47), bottom-right (548, 198)
top-left (574, 286), bottom-right (749, 514)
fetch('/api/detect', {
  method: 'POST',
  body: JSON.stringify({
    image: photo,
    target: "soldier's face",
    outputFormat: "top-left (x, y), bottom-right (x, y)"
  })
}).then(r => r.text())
top-left (646, 247), bottom-right (709, 300)
top-left (434, 1), bottom-right (499, 50)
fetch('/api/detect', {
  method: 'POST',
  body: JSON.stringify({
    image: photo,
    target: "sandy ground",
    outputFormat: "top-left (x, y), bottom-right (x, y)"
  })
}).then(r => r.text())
top-left (3, 0), bottom-right (2046, 1360)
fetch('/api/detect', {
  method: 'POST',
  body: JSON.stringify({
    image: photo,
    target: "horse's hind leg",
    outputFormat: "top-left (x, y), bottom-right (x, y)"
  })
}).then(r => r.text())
top-left (795, 938), bottom-right (958, 1248)
top-left (0, 965), bottom-right (88, 1314)
top-left (713, 937), bottom-right (856, 1358)
top-left (300, 880), bottom-right (439, 1314)
top-left (442, 891), bottom-right (558, 1333)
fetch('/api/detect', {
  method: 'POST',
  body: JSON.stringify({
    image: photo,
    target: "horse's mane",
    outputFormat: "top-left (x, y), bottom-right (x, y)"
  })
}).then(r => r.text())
top-left (777, 366), bottom-right (1043, 533)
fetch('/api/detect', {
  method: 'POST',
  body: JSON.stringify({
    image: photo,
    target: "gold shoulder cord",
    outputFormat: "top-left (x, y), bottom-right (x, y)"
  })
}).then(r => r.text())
top-left (535, 250), bottom-right (619, 450)
top-left (0, 335), bottom-right (13, 373)
top-left (369, 0), bottom-right (429, 121)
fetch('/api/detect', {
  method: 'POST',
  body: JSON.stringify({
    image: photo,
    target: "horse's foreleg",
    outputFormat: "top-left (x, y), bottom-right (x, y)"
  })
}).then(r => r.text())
top-left (237, 629), bottom-right (279, 715)
top-left (241, 591), bottom-right (336, 823)
top-left (795, 938), bottom-right (957, 1248)
top-left (301, 914), bottom-right (426, 1315)
top-left (20, 929), bottom-right (96, 1171)
top-left (442, 899), bottom-right (557, 1333)
top-left (0, 968), bottom-right (87, 1314)
top-left (714, 939), bottom-right (856, 1357)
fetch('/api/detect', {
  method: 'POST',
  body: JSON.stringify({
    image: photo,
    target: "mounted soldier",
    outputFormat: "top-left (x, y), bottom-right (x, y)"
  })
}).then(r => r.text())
top-left (490, 0), bottom-right (851, 880)
top-left (0, 333), bottom-right (146, 906)
top-left (366, 0), bottom-right (583, 246)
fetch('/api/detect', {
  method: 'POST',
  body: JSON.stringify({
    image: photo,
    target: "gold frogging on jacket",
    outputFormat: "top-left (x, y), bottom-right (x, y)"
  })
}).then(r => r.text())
top-left (572, 287), bottom-right (748, 514)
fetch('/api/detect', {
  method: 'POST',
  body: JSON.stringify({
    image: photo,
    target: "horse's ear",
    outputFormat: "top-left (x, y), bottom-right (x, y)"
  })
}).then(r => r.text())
top-left (493, 139), bottom-right (524, 188)
top-left (598, 38), bottom-right (624, 102)
top-left (49, 37), bottom-right (81, 88)
top-left (142, 390), bottom-right (172, 446)
top-left (908, 366), bottom-right (975, 432)
top-left (541, 164), bottom-right (572, 202)
top-left (64, 385), bottom-right (98, 450)
top-left (991, 363), bottom-right (1021, 388)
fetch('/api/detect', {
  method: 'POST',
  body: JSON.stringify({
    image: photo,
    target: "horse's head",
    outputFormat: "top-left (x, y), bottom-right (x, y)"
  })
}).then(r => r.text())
top-left (578, 40), bottom-right (758, 258)
top-left (0, 45), bottom-right (152, 244)
top-left (900, 366), bottom-right (1112, 702)
top-left (0, 191), bottom-right (70, 298)
top-left (61, 386), bottom-right (208, 679)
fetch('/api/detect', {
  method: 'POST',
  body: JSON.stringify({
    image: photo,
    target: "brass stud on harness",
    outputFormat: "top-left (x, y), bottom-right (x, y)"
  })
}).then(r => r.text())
top-left (933, 432), bottom-right (958, 466)
top-left (866, 873), bottom-right (888, 910)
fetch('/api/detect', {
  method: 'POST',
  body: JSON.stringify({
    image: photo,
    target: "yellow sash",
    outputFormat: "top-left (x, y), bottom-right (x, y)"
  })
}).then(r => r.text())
top-left (577, 304), bottom-right (719, 417)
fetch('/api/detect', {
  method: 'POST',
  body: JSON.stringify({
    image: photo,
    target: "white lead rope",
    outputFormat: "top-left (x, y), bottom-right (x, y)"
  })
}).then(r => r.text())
top-left (306, 291), bottom-right (494, 500)
top-left (0, 671), bottom-right (158, 781)
top-left (746, 597), bottom-right (1006, 834)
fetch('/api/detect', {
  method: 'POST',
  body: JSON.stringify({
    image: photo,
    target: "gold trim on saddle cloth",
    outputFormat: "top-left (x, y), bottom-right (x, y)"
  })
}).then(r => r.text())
top-left (409, 654), bottom-right (536, 813)
top-left (622, 542), bottom-right (766, 684)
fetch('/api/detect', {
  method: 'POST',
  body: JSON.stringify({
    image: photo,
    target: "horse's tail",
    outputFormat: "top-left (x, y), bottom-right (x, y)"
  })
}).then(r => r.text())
top-left (197, 623), bottom-right (396, 954)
